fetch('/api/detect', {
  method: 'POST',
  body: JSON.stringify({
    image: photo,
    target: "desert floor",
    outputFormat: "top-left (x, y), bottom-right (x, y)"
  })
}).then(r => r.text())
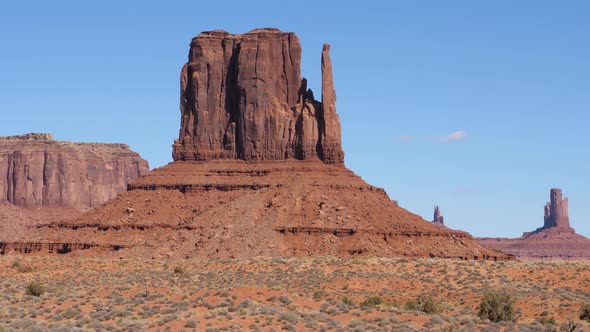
top-left (0, 255), bottom-right (589, 331)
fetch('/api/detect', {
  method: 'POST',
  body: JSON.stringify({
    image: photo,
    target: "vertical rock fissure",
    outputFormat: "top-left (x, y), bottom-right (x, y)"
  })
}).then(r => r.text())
top-left (231, 42), bottom-right (243, 159)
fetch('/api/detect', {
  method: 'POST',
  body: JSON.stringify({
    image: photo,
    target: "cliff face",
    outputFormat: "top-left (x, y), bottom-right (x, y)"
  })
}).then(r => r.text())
top-left (172, 28), bottom-right (344, 164)
top-left (0, 133), bottom-right (149, 210)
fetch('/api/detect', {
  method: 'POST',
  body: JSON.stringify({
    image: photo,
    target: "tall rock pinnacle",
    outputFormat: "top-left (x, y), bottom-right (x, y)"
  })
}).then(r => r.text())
top-left (543, 188), bottom-right (570, 229)
top-left (319, 44), bottom-right (344, 164)
top-left (172, 28), bottom-right (344, 164)
top-left (432, 205), bottom-right (444, 225)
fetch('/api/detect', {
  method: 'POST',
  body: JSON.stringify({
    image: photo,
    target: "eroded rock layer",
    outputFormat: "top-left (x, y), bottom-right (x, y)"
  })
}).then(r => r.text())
top-left (22, 160), bottom-right (511, 260)
top-left (0, 133), bottom-right (149, 210)
top-left (172, 28), bottom-right (344, 164)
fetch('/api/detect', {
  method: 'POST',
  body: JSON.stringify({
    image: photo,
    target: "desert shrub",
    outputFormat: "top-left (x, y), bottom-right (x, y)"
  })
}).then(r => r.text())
top-left (313, 291), bottom-right (324, 301)
top-left (184, 320), bottom-right (197, 328)
top-left (406, 294), bottom-right (442, 314)
top-left (580, 303), bottom-right (590, 322)
top-left (342, 297), bottom-right (354, 306)
top-left (477, 291), bottom-right (514, 322)
top-left (279, 295), bottom-right (293, 305)
top-left (562, 319), bottom-right (582, 332)
top-left (360, 296), bottom-right (383, 308)
top-left (173, 266), bottom-right (184, 275)
top-left (536, 311), bottom-right (555, 325)
top-left (25, 281), bottom-right (45, 297)
top-left (405, 294), bottom-right (441, 314)
top-left (280, 311), bottom-right (300, 323)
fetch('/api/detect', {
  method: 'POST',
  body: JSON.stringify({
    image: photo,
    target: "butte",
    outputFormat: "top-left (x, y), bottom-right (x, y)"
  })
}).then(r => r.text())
top-left (0, 133), bottom-right (148, 243)
top-left (478, 188), bottom-right (590, 260)
top-left (9, 28), bottom-right (511, 260)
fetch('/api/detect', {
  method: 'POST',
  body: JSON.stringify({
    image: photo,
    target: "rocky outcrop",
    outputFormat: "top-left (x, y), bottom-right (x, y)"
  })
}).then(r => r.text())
top-left (477, 188), bottom-right (590, 260)
top-left (432, 205), bottom-right (444, 224)
top-left (13, 29), bottom-right (512, 261)
top-left (542, 188), bottom-right (570, 229)
top-left (172, 28), bottom-right (344, 164)
top-left (0, 133), bottom-right (149, 210)
top-left (431, 205), bottom-right (448, 229)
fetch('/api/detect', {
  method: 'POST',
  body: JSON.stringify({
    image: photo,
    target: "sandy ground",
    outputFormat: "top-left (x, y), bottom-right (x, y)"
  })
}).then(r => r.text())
top-left (0, 256), bottom-right (588, 331)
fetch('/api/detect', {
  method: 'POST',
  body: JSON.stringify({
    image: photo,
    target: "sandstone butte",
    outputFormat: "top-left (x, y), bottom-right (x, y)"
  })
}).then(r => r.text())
top-left (478, 188), bottom-right (590, 260)
top-left (0, 133), bottom-right (149, 241)
top-left (2, 28), bottom-right (512, 261)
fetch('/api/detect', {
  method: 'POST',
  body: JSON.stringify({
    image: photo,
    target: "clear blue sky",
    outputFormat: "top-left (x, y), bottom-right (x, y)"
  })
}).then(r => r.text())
top-left (1, 1), bottom-right (588, 237)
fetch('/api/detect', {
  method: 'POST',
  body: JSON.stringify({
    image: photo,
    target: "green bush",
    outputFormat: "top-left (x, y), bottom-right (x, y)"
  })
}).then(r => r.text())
top-left (477, 291), bottom-right (514, 322)
top-left (405, 295), bottom-right (441, 314)
top-left (580, 303), bottom-right (590, 322)
top-left (360, 296), bottom-right (383, 308)
top-left (173, 266), bottom-right (185, 275)
top-left (343, 297), bottom-right (354, 306)
top-left (25, 281), bottom-right (45, 297)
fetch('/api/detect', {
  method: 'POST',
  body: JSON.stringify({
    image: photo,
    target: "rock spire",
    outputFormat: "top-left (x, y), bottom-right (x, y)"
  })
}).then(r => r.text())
top-left (543, 188), bottom-right (570, 229)
top-left (432, 205), bottom-right (444, 225)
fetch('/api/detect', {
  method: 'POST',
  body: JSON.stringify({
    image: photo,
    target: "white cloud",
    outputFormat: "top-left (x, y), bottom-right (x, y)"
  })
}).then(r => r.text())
top-left (438, 130), bottom-right (467, 142)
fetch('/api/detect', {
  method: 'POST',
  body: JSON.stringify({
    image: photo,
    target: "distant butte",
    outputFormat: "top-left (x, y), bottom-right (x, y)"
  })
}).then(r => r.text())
top-left (0, 133), bottom-right (148, 210)
top-left (2, 29), bottom-right (511, 260)
top-left (0, 133), bottom-right (148, 242)
top-left (477, 188), bottom-right (590, 260)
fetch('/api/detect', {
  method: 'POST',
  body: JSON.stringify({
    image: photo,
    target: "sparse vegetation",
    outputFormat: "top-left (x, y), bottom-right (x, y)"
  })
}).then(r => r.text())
top-left (477, 291), bottom-right (514, 322)
top-left (405, 294), bottom-right (441, 314)
top-left (0, 256), bottom-right (588, 330)
top-left (360, 296), bottom-right (383, 308)
top-left (25, 281), bottom-right (45, 297)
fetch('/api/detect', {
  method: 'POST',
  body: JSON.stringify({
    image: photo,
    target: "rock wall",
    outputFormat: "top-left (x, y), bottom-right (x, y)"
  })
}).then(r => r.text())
top-left (0, 133), bottom-right (149, 210)
top-left (172, 28), bottom-right (344, 164)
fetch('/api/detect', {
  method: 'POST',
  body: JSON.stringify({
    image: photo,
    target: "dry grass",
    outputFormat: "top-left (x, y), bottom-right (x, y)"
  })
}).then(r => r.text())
top-left (0, 256), bottom-right (589, 331)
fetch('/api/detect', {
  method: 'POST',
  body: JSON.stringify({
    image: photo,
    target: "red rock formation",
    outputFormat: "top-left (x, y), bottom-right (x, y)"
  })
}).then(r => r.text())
top-left (0, 202), bottom-right (82, 242)
top-left (0, 133), bottom-right (149, 210)
top-left (11, 29), bottom-right (511, 261)
top-left (543, 188), bottom-right (570, 229)
top-left (172, 28), bottom-right (344, 164)
top-left (431, 205), bottom-right (449, 229)
top-left (477, 188), bottom-right (590, 260)
top-left (432, 205), bottom-right (444, 225)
